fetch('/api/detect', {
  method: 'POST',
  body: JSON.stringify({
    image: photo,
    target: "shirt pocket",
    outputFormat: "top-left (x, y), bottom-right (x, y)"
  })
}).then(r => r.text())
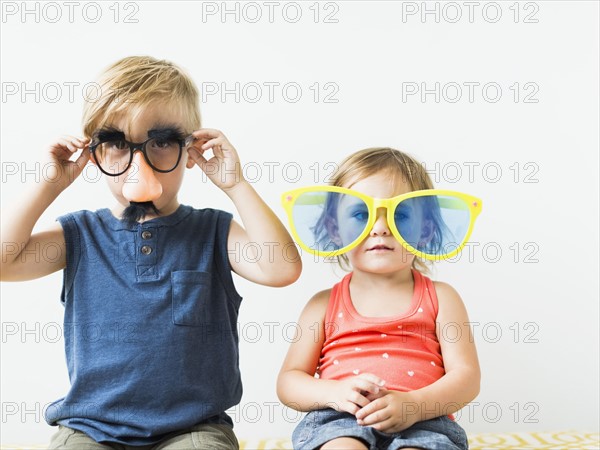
top-left (171, 270), bottom-right (212, 327)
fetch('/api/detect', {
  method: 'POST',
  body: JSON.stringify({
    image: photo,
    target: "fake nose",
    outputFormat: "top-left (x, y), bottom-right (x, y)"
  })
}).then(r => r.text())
top-left (122, 151), bottom-right (163, 202)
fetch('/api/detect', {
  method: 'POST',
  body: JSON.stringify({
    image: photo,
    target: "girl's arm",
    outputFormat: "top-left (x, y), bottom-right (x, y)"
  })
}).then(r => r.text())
top-left (355, 281), bottom-right (480, 432)
top-left (1, 136), bottom-right (89, 281)
top-left (277, 289), bottom-right (385, 414)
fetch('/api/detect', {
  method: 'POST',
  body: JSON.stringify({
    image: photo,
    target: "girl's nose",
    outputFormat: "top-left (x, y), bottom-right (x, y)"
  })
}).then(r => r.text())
top-left (122, 151), bottom-right (163, 202)
top-left (370, 209), bottom-right (390, 236)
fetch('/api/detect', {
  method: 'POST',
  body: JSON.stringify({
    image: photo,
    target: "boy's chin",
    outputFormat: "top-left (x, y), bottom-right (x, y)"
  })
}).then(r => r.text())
top-left (121, 201), bottom-right (160, 226)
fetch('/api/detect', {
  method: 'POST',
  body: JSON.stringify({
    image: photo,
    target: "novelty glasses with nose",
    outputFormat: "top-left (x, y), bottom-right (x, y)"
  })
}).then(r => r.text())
top-left (90, 133), bottom-right (195, 176)
top-left (281, 186), bottom-right (482, 260)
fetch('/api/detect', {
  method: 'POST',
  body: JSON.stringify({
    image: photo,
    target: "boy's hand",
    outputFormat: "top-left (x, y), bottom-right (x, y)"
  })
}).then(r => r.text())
top-left (46, 136), bottom-right (90, 193)
top-left (328, 373), bottom-right (386, 416)
top-left (355, 389), bottom-right (420, 433)
top-left (186, 129), bottom-right (243, 191)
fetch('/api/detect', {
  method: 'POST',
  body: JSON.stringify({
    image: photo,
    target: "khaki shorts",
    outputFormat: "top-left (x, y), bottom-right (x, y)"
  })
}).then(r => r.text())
top-left (48, 423), bottom-right (239, 450)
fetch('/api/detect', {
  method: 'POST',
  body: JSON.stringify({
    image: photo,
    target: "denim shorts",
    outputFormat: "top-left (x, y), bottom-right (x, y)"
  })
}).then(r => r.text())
top-left (292, 408), bottom-right (468, 450)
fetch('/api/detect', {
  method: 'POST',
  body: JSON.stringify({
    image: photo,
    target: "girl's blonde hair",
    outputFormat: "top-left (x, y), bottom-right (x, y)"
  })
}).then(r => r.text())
top-left (329, 147), bottom-right (435, 274)
top-left (82, 56), bottom-right (201, 138)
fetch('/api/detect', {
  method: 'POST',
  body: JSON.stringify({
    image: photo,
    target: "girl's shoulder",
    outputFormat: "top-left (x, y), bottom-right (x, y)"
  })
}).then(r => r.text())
top-left (307, 288), bottom-right (333, 309)
top-left (431, 280), bottom-right (461, 298)
top-left (431, 280), bottom-right (469, 320)
top-left (298, 288), bottom-right (333, 322)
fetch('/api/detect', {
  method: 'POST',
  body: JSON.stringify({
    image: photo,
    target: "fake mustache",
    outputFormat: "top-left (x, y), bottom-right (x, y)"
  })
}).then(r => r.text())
top-left (121, 201), bottom-right (160, 226)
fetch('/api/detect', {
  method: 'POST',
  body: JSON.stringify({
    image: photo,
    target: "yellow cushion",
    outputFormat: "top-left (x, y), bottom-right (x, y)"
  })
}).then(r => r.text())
top-left (466, 431), bottom-right (599, 449)
top-left (238, 431), bottom-right (600, 449)
top-left (2, 431), bottom-right (598, 449)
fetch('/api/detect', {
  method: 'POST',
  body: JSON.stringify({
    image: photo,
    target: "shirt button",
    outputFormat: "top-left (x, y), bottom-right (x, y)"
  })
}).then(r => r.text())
top-left (141, 230), bottom-right (152, 239)
top-left (141, 245), bottom-right (152, 255)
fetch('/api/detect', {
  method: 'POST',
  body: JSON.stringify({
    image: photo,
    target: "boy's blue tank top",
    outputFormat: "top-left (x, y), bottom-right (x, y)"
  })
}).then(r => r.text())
top-left (45, 205), bottom-right (243, 445)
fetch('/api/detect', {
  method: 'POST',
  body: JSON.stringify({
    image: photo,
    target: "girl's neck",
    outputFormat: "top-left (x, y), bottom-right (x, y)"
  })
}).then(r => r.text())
top-left (350, 267), bottom-right (414, 290)
top-left (348, 268), bottom-right (416, 318)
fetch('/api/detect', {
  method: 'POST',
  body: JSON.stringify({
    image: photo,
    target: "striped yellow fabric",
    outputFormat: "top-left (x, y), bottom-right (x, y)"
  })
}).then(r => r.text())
top-left (2, 431), bottom-right (598, 449)
top-left (237, 431), bottom-right (600, 449)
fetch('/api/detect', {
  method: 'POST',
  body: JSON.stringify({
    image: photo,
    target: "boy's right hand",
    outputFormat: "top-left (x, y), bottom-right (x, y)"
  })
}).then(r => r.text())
top-left (45, 136), bottom-right (90, 193)
top-left (329, 373), bottom-right (386, 416)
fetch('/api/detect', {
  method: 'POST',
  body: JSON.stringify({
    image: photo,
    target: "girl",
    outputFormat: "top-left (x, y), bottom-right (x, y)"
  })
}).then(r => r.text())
top-left (277, 148), bottom-right (481, 450)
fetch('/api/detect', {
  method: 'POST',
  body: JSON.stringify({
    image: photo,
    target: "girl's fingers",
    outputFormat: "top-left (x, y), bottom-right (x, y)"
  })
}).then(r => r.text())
top-left (358, 373), bottom-right (386, 387)
top-left (343, 402), bottom-right (360, 416)
top-left (353, 379), bottom-right (380, 395)
top-left (360, 410), bottom-right (392, 428)
top-left (349, 391), bottom-right (370, 409)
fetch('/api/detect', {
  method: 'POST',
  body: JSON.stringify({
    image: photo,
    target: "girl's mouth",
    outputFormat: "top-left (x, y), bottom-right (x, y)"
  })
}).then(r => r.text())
top-left (367, 245), bottom-right (393, 251)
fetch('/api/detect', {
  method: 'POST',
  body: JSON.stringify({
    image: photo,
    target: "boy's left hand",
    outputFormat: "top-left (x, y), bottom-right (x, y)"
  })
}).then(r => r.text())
top-left (355, 389), bottom-right (420, 433)
top-left (186, 129), bottom-right (243, 191)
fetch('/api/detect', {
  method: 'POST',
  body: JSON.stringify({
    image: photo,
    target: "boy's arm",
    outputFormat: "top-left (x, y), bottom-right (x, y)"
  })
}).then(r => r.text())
top-left (355, 281), bottom-right (481, 432)
top-left (225, 181), bottom-right (301, 287)
top-left (186, 129), bottom-right (301, 287)
top-left (0, 136), bottom-right (89, 282)
top-left (277, 289), bottom-right (385, 413)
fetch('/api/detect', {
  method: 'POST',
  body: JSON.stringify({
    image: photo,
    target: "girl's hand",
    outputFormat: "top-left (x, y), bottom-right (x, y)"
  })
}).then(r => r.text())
top-left (186, 129), bottom-right (244, 191)
top-left (355, 390), bottom-right (420, 433)
top-left (329, 373), bottom-right (386, 416)
top-left (45, 136), bottom-right (90, 193)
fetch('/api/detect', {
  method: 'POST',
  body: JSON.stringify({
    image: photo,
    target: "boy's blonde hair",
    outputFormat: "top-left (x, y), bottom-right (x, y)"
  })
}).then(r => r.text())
top-left (82, 56), bottom-right (200, 138)
top-left (330, 147), bottom-right (435, 273)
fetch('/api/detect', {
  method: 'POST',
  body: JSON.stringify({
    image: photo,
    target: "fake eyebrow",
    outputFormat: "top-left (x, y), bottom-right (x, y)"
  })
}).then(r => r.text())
top-left (147, 126), bottom-right (186, 140)
top-left (95, 127), bottom-right (125, 142)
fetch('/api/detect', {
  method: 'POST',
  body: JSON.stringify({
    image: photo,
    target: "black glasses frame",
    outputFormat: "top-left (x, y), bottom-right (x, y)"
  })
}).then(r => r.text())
top-left (89, 135), bottom-right (194, 177)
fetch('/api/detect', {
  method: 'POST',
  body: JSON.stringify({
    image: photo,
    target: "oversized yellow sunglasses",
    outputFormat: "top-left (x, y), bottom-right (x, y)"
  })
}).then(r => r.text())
top-left (281, 186), bottom-right (482, 260)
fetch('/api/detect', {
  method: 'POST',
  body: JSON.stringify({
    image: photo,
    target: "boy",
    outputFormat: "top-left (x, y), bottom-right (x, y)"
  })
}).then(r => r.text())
top-left (0, 56), bottom-right (302, 449)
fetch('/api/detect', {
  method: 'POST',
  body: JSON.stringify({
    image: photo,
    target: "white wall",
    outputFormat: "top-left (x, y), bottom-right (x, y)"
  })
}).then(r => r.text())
top-left (1, 0), bottom-right (598, 445)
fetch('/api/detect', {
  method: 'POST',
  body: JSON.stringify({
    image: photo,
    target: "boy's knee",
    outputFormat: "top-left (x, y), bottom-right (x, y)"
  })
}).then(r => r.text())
top-left (48, 425), bottom-right (113, 450)
top-left (157, 423), bottom-right (239, 450)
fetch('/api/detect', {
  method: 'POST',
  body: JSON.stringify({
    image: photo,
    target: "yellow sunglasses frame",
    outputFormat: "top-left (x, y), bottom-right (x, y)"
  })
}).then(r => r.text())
top-left (281, 186), bottom-right (482, 260)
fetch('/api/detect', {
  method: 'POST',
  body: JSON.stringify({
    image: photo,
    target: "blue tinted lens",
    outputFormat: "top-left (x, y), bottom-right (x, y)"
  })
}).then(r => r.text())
top-left (395, 195), bottom-right (471, 256)
top-left (292, 191), bottom-right (369, 253)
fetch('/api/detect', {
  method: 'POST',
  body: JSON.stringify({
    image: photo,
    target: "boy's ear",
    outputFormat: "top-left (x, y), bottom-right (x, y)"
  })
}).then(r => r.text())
top-left (184, 147), bottom-right (198, 169)
top-left (185, 154), bottom-right (196, 169)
